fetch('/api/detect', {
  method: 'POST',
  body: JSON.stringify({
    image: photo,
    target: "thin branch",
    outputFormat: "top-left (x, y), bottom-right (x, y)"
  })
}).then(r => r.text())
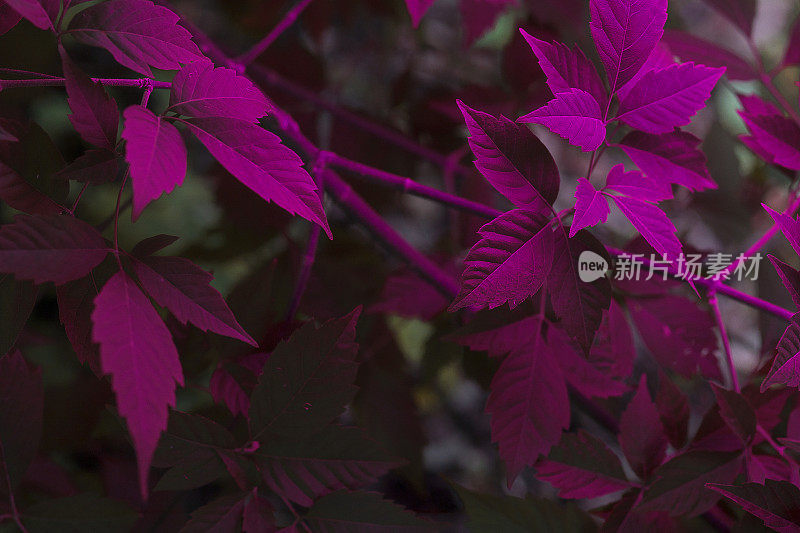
top-left (709, 293), bottom-right (740, 392)
top-left (236, 0), bottom-right (315, 67)
top-left (0, 77), bottom-right (170, 89)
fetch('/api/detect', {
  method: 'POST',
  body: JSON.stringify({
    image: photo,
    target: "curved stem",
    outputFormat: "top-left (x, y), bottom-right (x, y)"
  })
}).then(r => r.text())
top-left (236, 0), bottom-right (315, 67)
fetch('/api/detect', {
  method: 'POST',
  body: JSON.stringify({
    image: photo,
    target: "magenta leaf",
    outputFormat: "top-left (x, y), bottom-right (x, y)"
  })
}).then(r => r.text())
top-left (519, 29), bottom-right (607, 108)
top-left (518, 88), bottom-right (606, 151)
top-left (0, 214), bottom-right (109, 285)
top-left (535, 430), bottom-right (631, 498)
top-left (761, 314), bottom-right (800, 392)
top-left (619, 376), bottom-right (668, 479)
top-left (91, 270), bottom-right (184, 498)
top-left (450, 311), bottom-right (541, 359)
top-left (739, 113), bottom-right (800, 170)
top-left (711, 383), bottom-right (756, 444)
top-left (122, 106), bottom-right (187, 221)
top-left (253, 425), bottom-right (402, 506)
top-left (589, 0), bottom-right (668, 94)
top-left (708, 480), bottom-right (800, 532)
top-left (67, 0), bottom-right (203, 76)
top-left (615, 42), bottom-right (676, 103)
top-left (701, 0), bottom-right (756, 36)
top-left (131, 256), bottom-right (256, 345)
top-left (616, 63), bottom-right (725, 134)
top-left (640, 451), bottom-right (742, 516)
top-left (0, 3), bottom-right (22, 34)
top-left (57, 149), bottom-right (119, 184)
top-left (169, 60), bottom-right (272, 123)
top-left (487, 320), bottom-right (569, 487)
top-left (248, 309), bottom-right (361, 439)
top-left (784, 18), bottom-right (800, 68)
top-left (603, 164), bottom-right (673, 202)
top-left (547, 230), bottom-right (612, 354)
top-left (458, 100), bottom-right (559, 209)
top-left (60, 47), bottom-right (119, 150)
top-left (449, 209), bottom-right (554, 311)
top-left (209, 354), bottom-right (267, 418)
top-left (570, 177), bottom-right (609, 237)
top-left (56, 276), bottom-right (100, 373)
top-left (609, 195), bottom-right (682, 259)
top-left (404, 0), bottom-right (436, 27)
top-left (663, 30), bottom-right (755, 81)
top-left (183, 117), bottom-right (331, 238)
top-left (765, 205), bottom-right (800, 257)
top-left (655, 370), bottom-right (690, 449)
top-left (629, 295), bottom-right (721, 379)
top-left (0, 350), bottom-right (43, 493)
top-left (615, 130), bottom-right (716, 191)
top-left (295, 491), bottom-right (429, 531)
top-left (769, 255), bottom-right (800, 309)
top-left (4, 0), bottom-right (58, 31)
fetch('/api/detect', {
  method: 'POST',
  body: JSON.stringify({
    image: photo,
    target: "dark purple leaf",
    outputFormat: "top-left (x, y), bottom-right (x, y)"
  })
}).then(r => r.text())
top-left (740, 113), bottom-right (800, 170)
top-left (0, 274), bottom-right (37, 356)
top-left (0, 214), bottom-right (109, 285)
top-left (655, 370), bottom-right (690, 449)
top-left (762, 314), bottom-right (800, 392)
top-left (619, 376), bottom-right (668, 479)
top-left (610, 195), bottom-right (682, 259)
top-left (56, 276), bottom-right (100, 373)
top-left (765, 205), bottom-right (800, 257)
top-left (707, 480), bottom-right (800, 532)
top-left (4, 0), bottom-right (58, 31)
top-left (701, 0), bottom-right (756, 36)
top-left (130, 234), bottom-right (179, 257)
top-left (769, 255), bottom-right (800, 309)
top-left (711, 383), bottom-right (756, 444)
top-left (0, 2), bottom-right (22, 34)
top-left (57, 149), bottom-right (119, 184)
top-left (296, 490), bottom-right (430, 531)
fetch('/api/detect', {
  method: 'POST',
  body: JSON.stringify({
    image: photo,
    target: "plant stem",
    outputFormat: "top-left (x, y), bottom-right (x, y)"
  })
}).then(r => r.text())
top-left (236, 0), bottom-right (315, 67)
top-left (0, 77), bottom-right (170, 89)
top-left (68, 182), bottom-right (90, 214)
top-left (0, 442), bottom-right (28, 533)
top-left (709, 293), bottom-right (740, 392)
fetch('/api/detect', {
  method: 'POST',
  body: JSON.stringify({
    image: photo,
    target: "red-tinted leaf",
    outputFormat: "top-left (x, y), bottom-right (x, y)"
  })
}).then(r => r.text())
top-left (450, 310), bottom-right (540, 358)
top-left (655, 370), bottom-right (690, 449)
top-left (0, 274), bottom-right (37, 356)
top-left (0, 3), bottom-right (22, 34)
top-left (458, 100), bottom-right (559, 209)
top-left (590, 0), bottom-right (668, 94)
top-left (4, 0), bottom-right (57, 31)
top-left (169, 60), bottom-right (271, 123)
top-left (122, 106), bottom-right (187, 221)
top-left (707, 480), bottom-right (800, 533)
top-left (57, 276), bottom-right (100, 373)
top-left (547, 230), bottom-right (612, 354)
top-left (183, 117), bottom-right (330, 238)
top-left (60, 47), bottom-right (119, 150)
top-left (487, 317), bottom-right (569, 486)
top-left (242, 492), bottom-right (275, 533)
top-left (208, 353), bottom-right (267, 418)
top-left (0, 350), bottom-right (43, 494)
top-left (604, 164), bottom-right (673, 202)
top-left (711, 383), bottom-right (756, 444)
top-left (519, 88), bottom-right (606, 151)
top-left (91, 271), bottom-right (184, 498)
top-left (249, 309), bottom-right (361, 439)
top-left (450, 209), bottom-right (554, 311)
top-left (132, 255), bottom-right (255, 345)
top-left (571, 177), bottom-right (609, 237)
top-left (369, 266), bottom-right (449, 320)
top-left (254, 425), bottom-right (402, 506)
top-left (130, 234), bottom-right (179, 257)
top-left (762, 314), bottom-right (800, 392)
top-left (784, 16), bottom-right (800, 67)
top-left (610, 195), bottom-right (682, 259)
top-left (535, 430), bottom-right (631, 499)
top-left (640, 450), bottom-right (742, 516)
top-left (770, 255), bottom-right (800, 309)
top-left (615, 130), bottom-right (716, 191)
top-left (0, 214), bottom-right (109, 285)
top-left (619, 376), bottom-right (668, 479)
top-left (739, 113), bottom-right (800, 170)
top-left (57, 149), bottom-right (119, 184)
top-left (67, 0), bottom-right (203, 76)
top-left (765, 205), bottom-right (800, 258)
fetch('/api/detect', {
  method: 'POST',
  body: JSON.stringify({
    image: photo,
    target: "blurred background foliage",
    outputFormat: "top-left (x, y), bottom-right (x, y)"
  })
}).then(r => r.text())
top-left (1, 0), bottom-right (800, 527)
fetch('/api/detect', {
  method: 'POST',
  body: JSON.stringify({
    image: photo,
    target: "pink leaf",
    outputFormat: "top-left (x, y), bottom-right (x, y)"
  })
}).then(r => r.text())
top-left (122, 106), bottom-right (187, 221)
top-left (67, 0), bottom-right (203, 76)
top-left (764, 205), bottom-right (800, 258)
top-left (570, 177), bottom-right (609, 237)
top-left (739, 113), bottom-right (800, 170)
top-left (169, 60), bottom-right (272, 123)
top-left (458, 100), bottom-right (559, 209)
top-left (131, 255), bottom-right (256, 345)
top-left (519, 29), bottom-right (607, 108)
top-left (4, 0), bottom-right (57, 31)
top-left (701, 0), bottom-right (756, 36)
top-left (707, 480), bottom-right (800, 532)
top-left (619, 376), bottom-right (668, 479)
top-left (519, 88), bottom-right (606, 151)
top-left (663, 29), bottom-right (756, 81)
top-left (610, 195), bottom-right (682, 259)
top-left (487, 317), bottom-right (569, 486)
top-left (604, 164), bottom-right (673, 202)
top-left (616, 62), bottom-right (725, 134)
top-left (769, 255), bottom-right (800, 309)
top-left (589, 0), bottom-right (668, 94)
top-left (547, 230), bottom-right (612, 354)
top-left (536, 430), bottom-right (631, 499)
top-left (91, 270), bottom-right (183, 499)
top-left (404, 0), bottom-right (436, 27)
top-left (615, 130), bottom-right (716, 192)
top-left (762, 314), bottom-right (800, 392)
top-left (615, 42), bottom-right (676, 102)
top-left (0, 214), bottom-right (109, 285)
top-left (183, 117), bottom-right (331, 238)
top-left (449, 209), bottom-right (554, 311)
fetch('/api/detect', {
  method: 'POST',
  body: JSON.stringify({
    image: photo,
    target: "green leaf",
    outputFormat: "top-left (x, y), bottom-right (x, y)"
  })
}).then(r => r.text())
top-left (253, 425), bottom-right (402, 506)
top-left (248, 308), bottom-right (361, 440)
top-left (453, 484), bottom-right (596, 532)
top-left (22, 494), bottom-right (138, 533)
top-left (297, 491), bottom-right (432, 531)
